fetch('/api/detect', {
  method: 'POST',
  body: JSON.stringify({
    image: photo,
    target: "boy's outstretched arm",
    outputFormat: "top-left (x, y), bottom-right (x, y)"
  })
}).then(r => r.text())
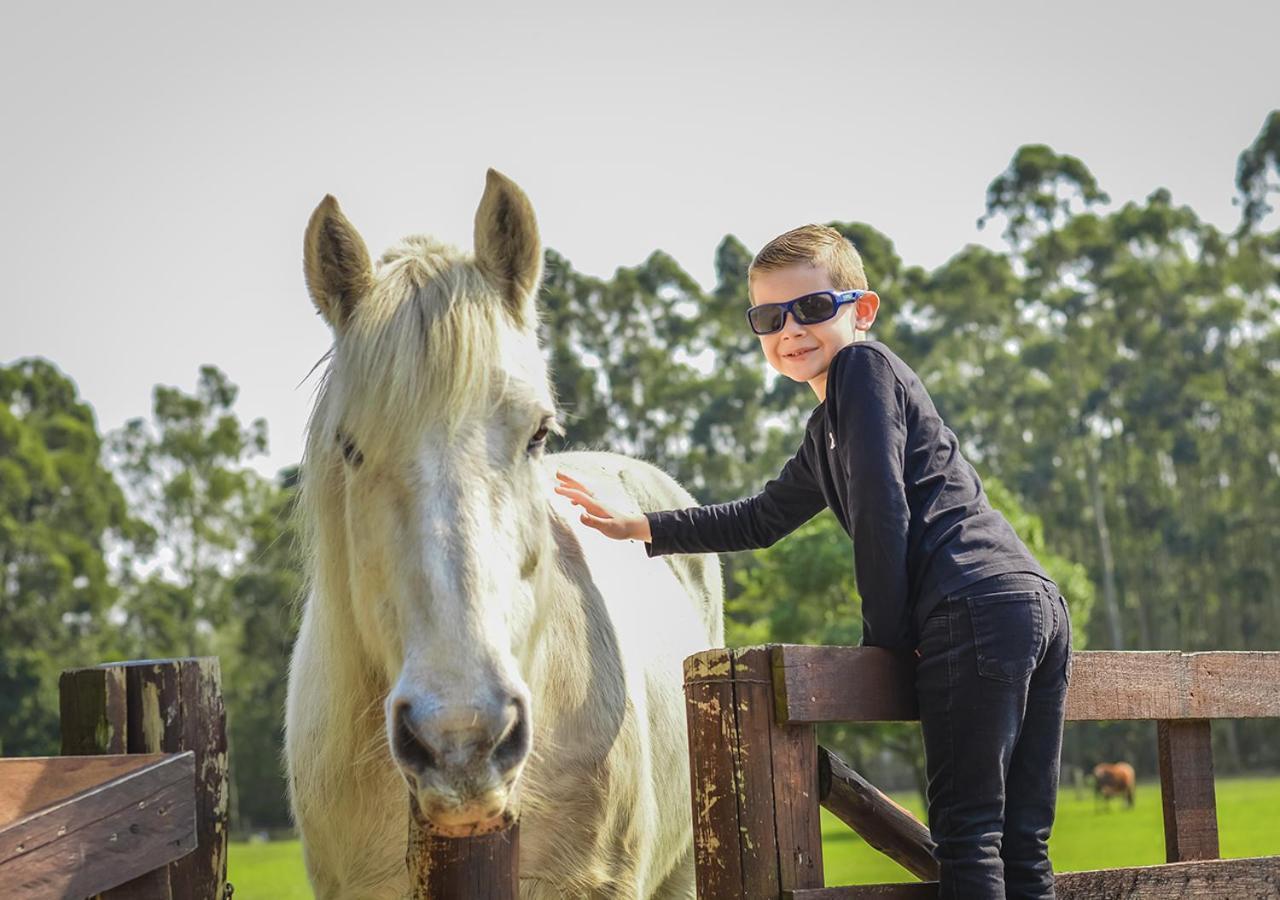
top-left (556, 449), bottom-right (826, 556)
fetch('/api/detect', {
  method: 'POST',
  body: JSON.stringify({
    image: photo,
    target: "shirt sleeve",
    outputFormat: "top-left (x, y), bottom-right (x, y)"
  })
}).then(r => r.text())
top-left (644, 445), bottom-right (827, 556)
top-left (830, 348), bottom-right (914, 649)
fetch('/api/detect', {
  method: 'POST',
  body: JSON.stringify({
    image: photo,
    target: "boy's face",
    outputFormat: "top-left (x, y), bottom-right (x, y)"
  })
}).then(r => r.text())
top-left (749, 264), bottom-right (878, 397)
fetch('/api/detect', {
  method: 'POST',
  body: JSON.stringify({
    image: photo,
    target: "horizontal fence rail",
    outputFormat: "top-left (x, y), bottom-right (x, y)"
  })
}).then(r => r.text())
top-left (773, 647), bottom-right (1280, 724)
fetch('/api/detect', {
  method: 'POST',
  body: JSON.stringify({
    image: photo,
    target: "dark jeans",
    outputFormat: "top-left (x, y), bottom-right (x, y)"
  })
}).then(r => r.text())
top-left (914, 572), bottom-right (1072, 899)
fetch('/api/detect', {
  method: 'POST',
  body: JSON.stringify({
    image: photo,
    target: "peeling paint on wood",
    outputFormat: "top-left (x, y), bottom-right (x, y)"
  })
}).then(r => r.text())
top-left (684, 650), bottom-right (733, 682)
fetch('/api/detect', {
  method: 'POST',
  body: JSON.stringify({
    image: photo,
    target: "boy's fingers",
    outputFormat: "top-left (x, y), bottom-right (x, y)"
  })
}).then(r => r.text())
top-left (554, 485), bottom-right (588, 506)
top-left (556, 486), bottom-right (611, 518)
top-left (555, 471), bottom-right (592, 494)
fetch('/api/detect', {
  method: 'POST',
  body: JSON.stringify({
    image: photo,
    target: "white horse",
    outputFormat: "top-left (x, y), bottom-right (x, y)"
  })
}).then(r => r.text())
top-left (285, 170), bottom-right (723, 898)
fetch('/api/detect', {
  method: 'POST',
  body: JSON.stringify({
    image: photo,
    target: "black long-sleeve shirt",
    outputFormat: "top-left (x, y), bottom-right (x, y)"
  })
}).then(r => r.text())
top-left (644, 341), bottom-right (1049, 650)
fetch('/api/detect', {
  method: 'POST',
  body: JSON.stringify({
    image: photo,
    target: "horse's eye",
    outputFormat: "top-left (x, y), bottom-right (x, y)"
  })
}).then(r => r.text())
top-left (527, 423), bottom-right (550, 453)
top-left (337, 431), bottom-right (363, 467)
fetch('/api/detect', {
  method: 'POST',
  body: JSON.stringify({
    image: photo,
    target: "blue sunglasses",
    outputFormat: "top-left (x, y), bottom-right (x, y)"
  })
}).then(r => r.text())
top-left (746, 290), bottom-right (865, 335)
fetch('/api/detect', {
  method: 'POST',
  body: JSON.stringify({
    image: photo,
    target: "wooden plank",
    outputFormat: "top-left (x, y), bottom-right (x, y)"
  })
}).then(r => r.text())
top-left (817, 747), bottom-right (937, 882)
top-left (407, 802), bottom-right (519, 898)
top-left (1158, 720), bottom-right (1219, 862)
top-left (774, 647), bottom-right (1280, 723)
top-left (768, 648), bottom-right (823, 892)
top-left (0, 755), bottom-right (167, 827)
top-left (784, 854), bottom-right (1280, 898)
top-left (729, 647), bottom-right (781, 898)
top-left (0, 752), bottom-right (196, 900)
top-left (1070, 652), bottom-right (1280, 721)
top-left (683, 648), bottom-right (746, 898)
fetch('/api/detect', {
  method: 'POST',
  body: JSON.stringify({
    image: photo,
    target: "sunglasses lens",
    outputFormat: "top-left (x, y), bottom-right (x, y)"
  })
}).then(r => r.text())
top-left (794, 292), bottom-right (836, 323)
top-left (749, 305), bottom-right (784, 334)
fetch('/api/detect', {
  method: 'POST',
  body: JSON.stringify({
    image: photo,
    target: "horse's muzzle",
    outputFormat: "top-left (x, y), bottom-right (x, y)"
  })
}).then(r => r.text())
top-left (389, 692), bottom-right (530, 824)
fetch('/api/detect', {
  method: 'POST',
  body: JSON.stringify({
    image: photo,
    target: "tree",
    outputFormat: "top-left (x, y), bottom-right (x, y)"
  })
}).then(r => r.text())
top-left (107, 366), bottom-right (304, 828)
top-left (0, 359), bottom-right (134, 754)
top-left (218, 466), bottom-right (303, 831)
top-left (1235, 110), bottom-right (1280, 233)
top-left (109, 366), bottom-right (267, 657)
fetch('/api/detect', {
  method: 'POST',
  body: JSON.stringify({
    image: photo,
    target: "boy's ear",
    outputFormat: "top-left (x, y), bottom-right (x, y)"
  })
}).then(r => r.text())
top-left (854, 291), bottom-right (880, 332)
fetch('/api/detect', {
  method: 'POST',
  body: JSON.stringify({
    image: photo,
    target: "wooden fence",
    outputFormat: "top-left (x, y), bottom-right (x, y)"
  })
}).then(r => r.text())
top-left (684, 645), bottom-right (1280, 898)
top-left (2, 657), bottom-right (228, 899)
top-left (0, 655), bottom-right (515, 899)
top-left (9, 648), bottom-right (1275, 897)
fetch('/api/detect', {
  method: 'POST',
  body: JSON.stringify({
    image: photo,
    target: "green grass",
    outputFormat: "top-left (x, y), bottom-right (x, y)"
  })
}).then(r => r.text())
top-left (226, 776), bottom-right (1280, 898)
top-left (227, 838), bottom-right (311, 900)
top-left (822, 775), bottom-right (1280, 886)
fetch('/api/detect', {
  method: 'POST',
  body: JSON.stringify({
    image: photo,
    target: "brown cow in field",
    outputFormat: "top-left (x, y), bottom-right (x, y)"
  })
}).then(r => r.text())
top-left (1092, 762), bottom-right (1136, 810)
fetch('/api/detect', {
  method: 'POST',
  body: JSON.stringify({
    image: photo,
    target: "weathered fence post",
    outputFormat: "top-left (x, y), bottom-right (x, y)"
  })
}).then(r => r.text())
top-left (60, 658), bottom-right (228, 900)
top-left (407, 799), bottom-right (519, 898)
top-left (683, 645), bottom-right (824, 899)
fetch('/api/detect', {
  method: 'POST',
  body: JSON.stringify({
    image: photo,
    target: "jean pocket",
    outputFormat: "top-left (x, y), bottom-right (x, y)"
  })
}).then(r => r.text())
top-left (965, 590), bottom-right (1043, 683)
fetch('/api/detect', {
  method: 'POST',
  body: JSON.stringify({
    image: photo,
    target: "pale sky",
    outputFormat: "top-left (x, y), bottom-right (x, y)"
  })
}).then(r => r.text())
top-left (3, 2), bottom-right (1277, 478)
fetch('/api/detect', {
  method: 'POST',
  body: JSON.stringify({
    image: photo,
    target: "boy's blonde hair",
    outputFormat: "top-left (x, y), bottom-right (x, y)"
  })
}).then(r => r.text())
top-left (749, 224), bottom-right (868, 293)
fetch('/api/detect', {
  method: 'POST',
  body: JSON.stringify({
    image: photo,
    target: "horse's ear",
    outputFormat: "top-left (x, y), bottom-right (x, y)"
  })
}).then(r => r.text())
top-left (474, 169), bottom-right (542, 328)
top-left (304, 195), bottom-right (373, 330)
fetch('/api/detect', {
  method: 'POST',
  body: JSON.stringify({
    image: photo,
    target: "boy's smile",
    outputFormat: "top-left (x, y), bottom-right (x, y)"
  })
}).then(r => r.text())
top-left (750, 264), bottom-right (879, 401)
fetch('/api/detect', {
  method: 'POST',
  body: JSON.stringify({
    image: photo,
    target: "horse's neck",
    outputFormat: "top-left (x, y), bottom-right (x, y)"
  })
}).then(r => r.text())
top-left (522, 510), bottom-right (628, 741)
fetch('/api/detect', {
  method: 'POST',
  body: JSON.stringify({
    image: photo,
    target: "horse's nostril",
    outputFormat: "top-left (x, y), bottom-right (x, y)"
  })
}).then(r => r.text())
top-left (393, 702), bottom-right (437, 777)
top-left (491, 700), bottom-right (529, 774)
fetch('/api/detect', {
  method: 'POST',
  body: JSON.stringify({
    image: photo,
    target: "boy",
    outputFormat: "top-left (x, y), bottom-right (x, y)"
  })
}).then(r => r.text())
top-left (554, 224), bottom-right (1071, 899)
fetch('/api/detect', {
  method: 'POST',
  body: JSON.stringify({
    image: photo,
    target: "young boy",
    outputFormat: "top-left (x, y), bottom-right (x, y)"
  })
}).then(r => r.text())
top-left (554, 224), bottom-right (1071, 899)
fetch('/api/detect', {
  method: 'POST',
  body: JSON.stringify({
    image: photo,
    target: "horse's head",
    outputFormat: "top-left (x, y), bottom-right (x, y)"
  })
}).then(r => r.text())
top-left (301, 170), bottom-right (556, 832)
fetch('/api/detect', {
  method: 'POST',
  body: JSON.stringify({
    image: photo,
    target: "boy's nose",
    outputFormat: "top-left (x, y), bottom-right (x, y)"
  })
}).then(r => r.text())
top-left (780, 314), bottom-right (807, 334)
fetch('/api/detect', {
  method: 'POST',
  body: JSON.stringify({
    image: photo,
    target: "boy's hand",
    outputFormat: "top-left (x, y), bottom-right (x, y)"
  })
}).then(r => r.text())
top-left (554, 471), bottom-right (653, 543)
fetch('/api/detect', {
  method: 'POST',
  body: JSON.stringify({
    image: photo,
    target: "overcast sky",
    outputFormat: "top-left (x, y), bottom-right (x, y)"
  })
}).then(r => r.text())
top-left (3, 2), bottom-right (1277, 478)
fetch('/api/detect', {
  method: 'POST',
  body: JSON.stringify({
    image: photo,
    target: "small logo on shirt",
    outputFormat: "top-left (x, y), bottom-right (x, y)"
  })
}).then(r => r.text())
top-left (828, 431), bottom-right (836, 450)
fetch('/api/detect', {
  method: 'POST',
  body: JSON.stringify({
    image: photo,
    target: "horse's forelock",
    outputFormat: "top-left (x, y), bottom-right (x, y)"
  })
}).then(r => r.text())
top-left (308, 234), bottom-right (522, 457)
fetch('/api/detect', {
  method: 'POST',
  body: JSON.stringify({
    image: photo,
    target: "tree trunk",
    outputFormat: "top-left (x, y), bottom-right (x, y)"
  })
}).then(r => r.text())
top-left (1084, 437), bottom-right (1124, 649)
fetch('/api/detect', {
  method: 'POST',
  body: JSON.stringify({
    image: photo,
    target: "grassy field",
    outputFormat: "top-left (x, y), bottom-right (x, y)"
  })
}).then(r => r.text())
top-left (227, 776), bottom-right (1280, 898)
top-left (820, 774), bottom-right (1280, 886)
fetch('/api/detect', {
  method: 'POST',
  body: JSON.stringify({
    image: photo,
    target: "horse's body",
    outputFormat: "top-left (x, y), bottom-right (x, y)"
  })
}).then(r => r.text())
top-left (285, 172), bottom-right (722, 898)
